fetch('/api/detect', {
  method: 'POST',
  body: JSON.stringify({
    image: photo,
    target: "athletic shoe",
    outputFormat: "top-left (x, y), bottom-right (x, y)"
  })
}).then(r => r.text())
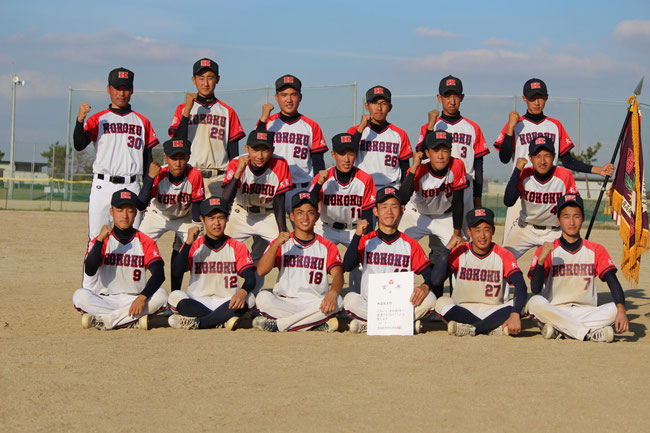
top-left (168, 314), bottom-right (199, 330)
top-left (348, 318), bottom-right (367, 334)
top-left (541, 323), bottom-right (560, 339)
top-left (312, 317), bottom-right (339, 333)
top-left (253, 316), bottom-right (278, 332)
top-left (81, 314), bottom-right (105, 330)
top-left (447, 321), bottom-right (476, 337)
top-left (488, 325), bottom-right (509, 336)
top-left (224, 316), bottom-right (240, 331)
top-left (414, 320), bottom-right (423, 334)
top-left (586, 326), bottom-right (615, 343)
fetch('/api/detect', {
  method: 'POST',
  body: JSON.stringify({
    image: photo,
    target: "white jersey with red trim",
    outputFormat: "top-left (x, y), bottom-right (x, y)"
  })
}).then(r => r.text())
top-left (168, 99), bottom-right (246, 171)
top-left (529, 238), bottom-right (617, 307)
top-left (347, 123), bottom-right (413, 186)
top-left (264, 113), bottom-right (327, 184)
top-left (416, 117), bottom-right (489, 178)
top-left (357, 231), bottom-right (431, 299)
top-left (517, 166), bottom-right (577, 226)
top-left (310, 167), bottom-right (376, 224)
top-left (186, 235), bottom-right (254, 299)
top-left (494, 116), bottom-right (574, 168)
top-left (448, 242), bottom-right (520, 305)
top-left (412, 157), bottom-right (468, 216)
top-left (149, 165), bottom-right (205, 219)
top-left (84, 108), bottom-right (159, 176)
top-left (89, 230), bottom-right (162, 296)
top-left (269, 234), bottom-right (342, 298)
top-left (223, 156), bottom-right (293, 209)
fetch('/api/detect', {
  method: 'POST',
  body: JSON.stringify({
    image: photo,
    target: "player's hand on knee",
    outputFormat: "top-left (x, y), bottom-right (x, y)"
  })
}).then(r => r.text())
top-left (355, 219), bottom-right (369, 236)
top-left (98, 225), bottom-right (113, 242)
top-left (427, 109), bottom-right (439, 128)
top-left (129, 295), bottom-right (147, 317)
top-left (615, 305), bottom-right (629, 333)
top-left (504, 312), bottom-right (522, 335)
top-left (77, 103), bottom-right (91, 122)
top-left (410, 285), bottom-right (429, 307)
top-left (260, 103), bottom-right (274, 121)
top-left (446, 235), bottom-right (465, 251)
top-left (320, 290), bottom-right (338, 314)
top-left (317, 170), bottom-right (328, 185)
top-left (229, 289), bottom-right (247, 310)
top-left (148, 161), bottom-right (161, 179)
top-left (516, 157), bottom-right (528, 171)
top-left (186, 226), bottom-right (200, 245)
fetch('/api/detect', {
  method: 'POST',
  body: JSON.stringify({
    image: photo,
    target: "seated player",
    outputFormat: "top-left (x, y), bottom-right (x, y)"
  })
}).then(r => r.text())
top-left (309, 132), bottom-right (376, 291)
top-left (432, 208), bottom-right (527, 337)
top-left (138, 138), bottom-right (205, 291)
top-left (253, 192), bottom-right (344, 332)
top-left (398, 130), bottom-right (467, 253)
top-left (527, 194), bottom-right (629, 342)
top-left (221, 130), bottom-right (292, 292)
top-left (166, 197), bottom-right (256, 330)
top-left (503, 136), bottom-right (578, 259)
top-left (342, 187), bottom-right (437, 334)
top-left (72, 189), bottom-right (167, 330)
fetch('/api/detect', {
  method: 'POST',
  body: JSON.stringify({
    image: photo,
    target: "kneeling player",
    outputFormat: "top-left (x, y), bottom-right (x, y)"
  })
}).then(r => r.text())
top-left (73, 189), bottom-right (167, 330)
top-left (167, 197), bottom-right (256, 330)
top-left (527, 194), bottom-right (629, 342)
top-left (432, 208), bottom-right (527, 337)
top-left (253, 192), bottom-right (344, 332)
top-left (343, 187), bottom-right (437, 334)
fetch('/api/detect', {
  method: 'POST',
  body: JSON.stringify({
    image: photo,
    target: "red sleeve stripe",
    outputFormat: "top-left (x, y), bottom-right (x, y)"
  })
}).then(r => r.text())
top-left (451, 181), bottom-right (469, 191)
top-left (146, 139), bottom-right (160, 149)
top-left (558, 143), bottom-right (574, 156)
top-left (229, 132), bottom-right (246, 143)
top-left (414, 260), bottom-right (432, 274)
top-left (327, 261), bottom-right (343, 273)
top-left (238, 263), bottom-right (255, 276)
top-left (311, 145), bottom-right (328, 154)
top-left (504, 268), bottom-right (518, 283)
top-left (146, 256), bottom-right (163, 268)
top-left (276, 184), bottom-right (293, 195)
top-left (361, 203), bottom-right (375, 211)
top-left (399, 151), bottom-right (414, 161)
top-left (475, 148), bottom-right (490, 158)
top-left (598, 266), bottom-right (617, 279)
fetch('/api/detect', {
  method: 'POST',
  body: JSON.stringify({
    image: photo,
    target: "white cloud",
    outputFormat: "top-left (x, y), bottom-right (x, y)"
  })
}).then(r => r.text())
top-left (415, 27), bottom-right (462, 39)
top-left (0, 71), bottom-right (68, 100)
top-left (484, 36), bottom-right (517, 48)
top-left (613, 20), bottom-right (650, 51)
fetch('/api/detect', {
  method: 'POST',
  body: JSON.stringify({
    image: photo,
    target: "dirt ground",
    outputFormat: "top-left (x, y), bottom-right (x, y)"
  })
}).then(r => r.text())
top-left (1, 210), bottom-right (649, 433)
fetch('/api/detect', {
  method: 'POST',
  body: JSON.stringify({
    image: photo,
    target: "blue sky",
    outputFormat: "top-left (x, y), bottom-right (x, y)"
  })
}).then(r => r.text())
top-left (1, 0), bottom-right (649, 178)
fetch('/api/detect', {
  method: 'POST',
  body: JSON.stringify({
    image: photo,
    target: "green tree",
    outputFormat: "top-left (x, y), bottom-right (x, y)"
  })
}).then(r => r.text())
top-left (570, 142), bottom-right (602, 198)
top-left (41, 142), bottom-right (67, 177)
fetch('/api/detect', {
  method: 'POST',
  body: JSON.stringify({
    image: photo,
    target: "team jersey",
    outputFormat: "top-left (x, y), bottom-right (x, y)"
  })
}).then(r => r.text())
top-left (222, 156), bottom-right (293, 209)
top-left (517, 166), bottom-right (577, 226)
top-left (89, 230), bottom-right (162, 296)
top-left (416, 117), bottom-right (489, 178)
top-left (528, 238), bottom-right (617, 307)
top-left (493, 116), bottom-right (574, 168)
top-left (310, 167), bottom-right (376, 225)
top-left (148, 165), bottom-right (205, 219)
top-left (185, 235), bottom-right (254, 299)
top-left (264, 113), bottom-right (328, 184)
top-left (269, 234), bottom-right (342, 298)
top-left (411, 157), bottom-right (468, 216)
top-left (84, 107), bottom-right (159, 176)
top-left (168, 99), bottom-right (246, 171)
top-left (448, 242), bottom-right (520, 305)
top-left (357, 231), bottom-right (431, 299)
top-left (346, 123), bottom-right (413, 186)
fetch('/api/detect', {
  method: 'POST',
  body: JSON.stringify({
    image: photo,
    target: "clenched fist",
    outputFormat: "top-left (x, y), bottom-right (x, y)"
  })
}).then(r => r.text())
top-left (77, 103), bottom-right (91, 123)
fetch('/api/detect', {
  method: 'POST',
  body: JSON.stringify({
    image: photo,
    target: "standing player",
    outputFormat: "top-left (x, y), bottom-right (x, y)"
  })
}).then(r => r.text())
top-left (221, 131), bottom-right (292, 292)
top-left (494, 78), bottom-right (614, 242)
top-left (168, 58), bottom-right (246, 196)
top-left (432, 208), bottom-right (528, 337)
top-left (347, 86), bottom-right (413, 190)
top-left (253, 192), bottom-right (344, 332)
top-left (166, 197), bottom-right (256, 330)
top-left (503, 136), bottom-right (578, 259)
top-left (74, 67), bottom-right (159, 287)
top-left (137, 138), bottom-right (205, 291)
top-left (72, 189), bottom-right (167, 330)
top-left (342, 187), bottom-right (437, 334)
top-left (527, 194), bottom-right (629, 342)
top-left (256, 75), bottom-right (328, 211)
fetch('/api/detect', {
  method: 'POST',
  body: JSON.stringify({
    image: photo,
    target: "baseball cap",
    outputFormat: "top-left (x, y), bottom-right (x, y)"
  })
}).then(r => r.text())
top-left (246, 130), bottom-right (275, 148)
top-left (556, 193), bottom-right (584, 215)
top-left (523, 78), bottom-right (548, 98)
top-left (423, 130), bottom-right (453, 151)
top-left (275, 74), bottom-right (302, 92)
top-left (108, 67), bottom-right (134, 89)
top-left (200, 197), bottom-right (229, 216)
top-left (376, 186), bottom-right (400, 204)
top-left (331, 133), bottom-right (358, 154)
top-left (193, 58), bottom-right (219, 76)
top-left (466, 207), bottom-right (495, 228)
top-left (163, 138), bottom-right (191, 157)
top-left (291, 190), bottom-right (317, 210)
top-left (366, 86), bottom-right (391, 103)
top-left (439, 75), bottom-right (463, 95)
top-left (111, 188), bottom-right (138, 207)
top-left (528, 135), bottom-right (555, 155)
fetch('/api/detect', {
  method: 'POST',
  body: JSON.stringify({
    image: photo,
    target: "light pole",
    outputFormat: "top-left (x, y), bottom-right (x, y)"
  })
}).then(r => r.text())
top-left (8, 74), bottom-right (25, 200)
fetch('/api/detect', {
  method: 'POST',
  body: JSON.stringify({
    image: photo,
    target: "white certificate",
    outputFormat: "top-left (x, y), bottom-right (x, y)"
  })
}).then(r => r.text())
top-left (367, 272), bottom-right (415, 336)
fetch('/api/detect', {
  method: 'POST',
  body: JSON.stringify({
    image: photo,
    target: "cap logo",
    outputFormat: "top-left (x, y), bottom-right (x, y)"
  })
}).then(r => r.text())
top-left (118, 72), bottom-right (129, 79)
top-left (475, 209), bottom-right (486, 216)
top-left (531, 82), bottom-right (541, 89)
top-left (565, 194), bottom-right (576, 201)
top-left (340, 136), bottom-right (351, 143)
top-left (209, 198), bottom-right (221, 205)
top-left (385, 187), bottom-right (395, 195)
top-left (120, 192), bottom-right (131, 199)
top-left (374, 88), bottom-right (383, 94)
top-left (200, 60), bottom-right (211, 66)
top-left (446, 79), bottom-right (456, 86)
top-left (299, 192), bottom-right (310, 199)
top-left (172, 140), bottom-right (184, 147)
top-left (436, 132), bottom-right (447, 139)
top-left (284, 76), bottom-right (294, 83)
top-left (256, 132), bottom-right (267, 140)
top-left (535, 137), bottom-right (545, 145)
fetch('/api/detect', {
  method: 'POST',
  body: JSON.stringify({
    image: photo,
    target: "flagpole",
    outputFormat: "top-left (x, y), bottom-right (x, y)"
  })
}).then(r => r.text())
top-left (585, 109), bottom-right (632, 239)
